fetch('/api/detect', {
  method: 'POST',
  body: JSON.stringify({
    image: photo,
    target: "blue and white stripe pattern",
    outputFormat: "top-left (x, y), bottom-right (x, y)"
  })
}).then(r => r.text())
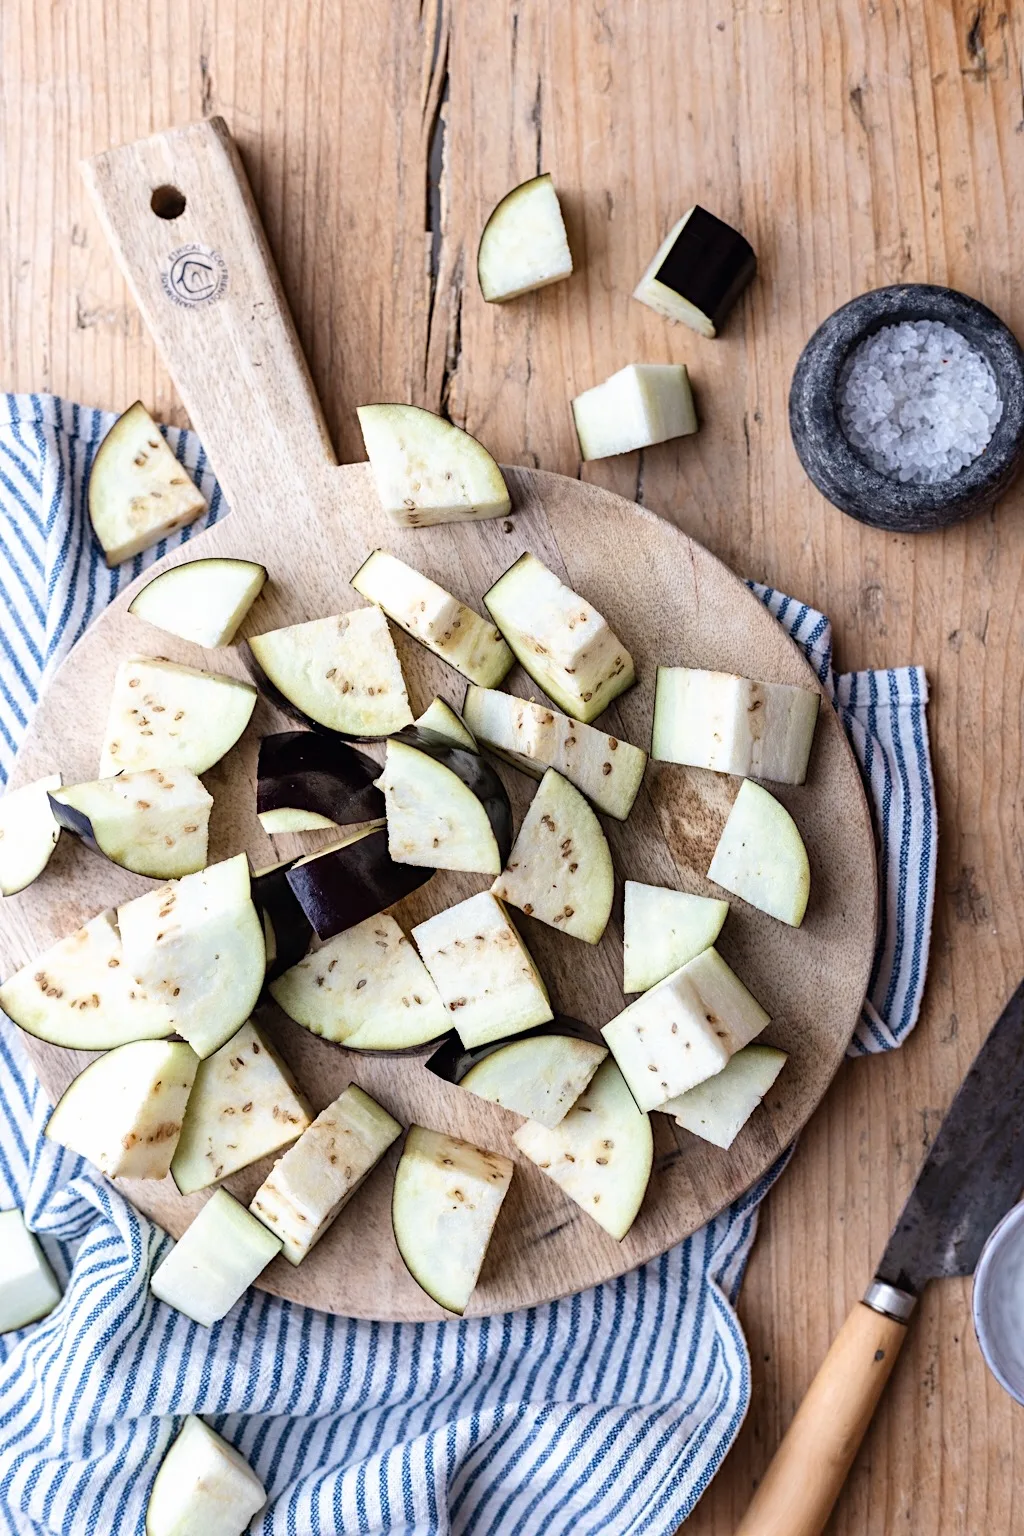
top-left (0, 395), bottom-right (935, 1535)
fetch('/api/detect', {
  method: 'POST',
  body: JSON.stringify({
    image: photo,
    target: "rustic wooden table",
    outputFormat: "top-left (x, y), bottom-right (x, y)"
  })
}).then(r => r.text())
top-left (2, 2), bottom-right (1023, 1530)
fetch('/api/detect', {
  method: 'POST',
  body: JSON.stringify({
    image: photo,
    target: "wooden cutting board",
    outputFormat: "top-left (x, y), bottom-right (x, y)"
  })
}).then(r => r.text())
top-left (0, 117), bottom-right (877, 1321)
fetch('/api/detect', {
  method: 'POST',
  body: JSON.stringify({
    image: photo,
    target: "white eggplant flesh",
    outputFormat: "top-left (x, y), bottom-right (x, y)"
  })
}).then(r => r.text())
top-left (415, 697), bottom-right (477, 752)
top-left (513, 1059), bottom-right (653, 1240)
top-left (376, 739), bottom-right (502, 874)
top-left (351, 550), bottom-right (514, 687)
top-left (100, 657), bottom-right (256, 777)
top-left (149, 1189), bottom-right (282, 1328)
top-left (250, 1084), bottom-right (402, 1264)
top-left (145, 1415), bottom-right (266, 1536)
top-left (492, 769), bottom-right (613, 944)
top-left (708, 779), bottom-right (810, 927)
top-left (483, 553), bottom-right (635, 723)
top-left (357, 403), bottom-right (510, 527)
top-left (391, 1126), bottom-right (513, 1314)
top-left (51, 768), bottom-right (212, 879)
top-left (129, 557), bottom-right (267, 648)
top-left (0, 775), bottom-right (61, 897)
top-left (88, 402), bottom-right (206, 566)
top-left (651, 667), bottom-right (819, 785)
top-left (257, 807), bottom-right (339, 834)
top-left (0, 1209), bottom-right (62, 1333)
top-left (117, 855), bottom-right (266, 1059)
top-left (477, 173), bottom-right (573, 302)
top-left (248, 608), bottom-right (412, 737)
top-left (622, 881), bottom-right (729, 993)
top-left (461, 1033), bottom-right (608, 1128)
top-left (45, 1039), bottom-right (198, 1179)
top-left (572, 364), bottom-right (697, 461)
top-left (412, 891), bottom-right (552, 1048)
top-left (270, 912), bottom-right (450, 1051)
top-left (171, 1021), bottom-right (312, 1195)
top-left (660, 1044), bottom-right (787, 1149)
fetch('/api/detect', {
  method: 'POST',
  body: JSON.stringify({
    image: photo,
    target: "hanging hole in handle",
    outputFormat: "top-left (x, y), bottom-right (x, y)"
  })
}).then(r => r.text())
top-left (151, 185), bottom-right (187, 220)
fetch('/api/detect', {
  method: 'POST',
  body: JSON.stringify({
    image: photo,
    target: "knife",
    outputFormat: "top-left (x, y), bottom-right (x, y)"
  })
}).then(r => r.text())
top-left (735, 978), bottom-right (1024, 1536)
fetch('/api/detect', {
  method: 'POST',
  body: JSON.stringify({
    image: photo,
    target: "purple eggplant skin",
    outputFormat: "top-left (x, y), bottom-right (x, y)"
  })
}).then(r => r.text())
top-left (47, 794), bottom-right (104, 865)
top-left (257, 731), bottom-right (385, 825)
top-left (425, 1016), bottom-right (605, 1085)
top-left (654, 205), bottom-right (757, 334)
top-left (242, 643), bottom-right (392, 743)
top-left (389, 727), bottom-right (513, 869)
top-left (285, 826), bottom-right (433, 942)
top-left (250, 860), bottom-right (314, 982)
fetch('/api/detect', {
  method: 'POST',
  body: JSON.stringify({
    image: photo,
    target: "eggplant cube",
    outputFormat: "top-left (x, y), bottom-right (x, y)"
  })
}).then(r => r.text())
top-left (250, 1084), bottom-right (402, 1264)
top-left (145, 1416), bottom-right (266, 1536)
top-left (652, 666), bottom-right (819, 784)
top-left (129, 556), bottom-right (267, 648)
top-left (622, 881), bottom-right (729, 993)
top-left (458, 1031), bottom-right (608, 1128)
top-left (88, 401), bottom-right (207, 567)
top-left (477, 173), bottom-right (573, 303)
top-left (149, 1189), bottom-right (282, 1327)
top-left (171, 1021), bottom-right (312, 1195)
top-left (412, 891), bottom-right (553, 1048)
top-left (633, 205), bottom-right (757, 339)
top-left (571, 364), bottom-right (697, 462)
top-left (376, 738), bottom-right (505, 875)
top-left (51, 767), bottom-right (212, 880)
top-left (0, 774), bottom-right (61, 897)
top-left (357, 403), bottom-right (510, 527)
top-left (100, 657), bottom-right (256, 777)
top-left (284, 824), bottom-right (431, 943)
top-left (0, 1209), bottom-right (62, 1333)
top-left (248, 607), bottom-right (413, 737)
top-left (45, 1039), bottom-right (199, 1179)
top-left (661, 1043), bottom-right (787, 1149)
top-left (491, 769), bottom-right (614, 944)
top-left (708, 779), bottom-right (810, 927)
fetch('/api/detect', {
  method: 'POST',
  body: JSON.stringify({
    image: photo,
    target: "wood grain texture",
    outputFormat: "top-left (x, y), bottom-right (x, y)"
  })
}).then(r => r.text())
top-left (0, 0), bottom-right (1022, 1528)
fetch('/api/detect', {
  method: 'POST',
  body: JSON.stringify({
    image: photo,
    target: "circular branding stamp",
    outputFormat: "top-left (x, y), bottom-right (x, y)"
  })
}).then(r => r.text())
top-left (161, 244), bottom-right (228, 307)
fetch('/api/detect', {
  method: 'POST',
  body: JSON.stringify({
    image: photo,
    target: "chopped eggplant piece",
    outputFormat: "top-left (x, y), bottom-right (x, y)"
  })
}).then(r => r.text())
top-left (513, 1059), bottom-right (652, 1240)
top-left (412, 890), bottom-right (552, 1048)
top-left (0, 908), bottom-right (172, 1050)
top-left (118, 854), bottom-right (266, 1059)
top-left (463, 686), bottom-right (645, 819)
top-left (45, 1039), bottom-right (198, 1179)
top-left (492, 769), bottom-right (613, 945)
top-left (100, 657), bottom-right (256, 777)
top-left (477, 173), bottom-right (573, 302)
top-left (351, 550), bottom-right (514, 687)
top-left (0, 1209), bottom-right (62, 1333)
top-left (622, 881), bottom-right (729, 993)
top-left (171, 1020), bottom-right (312, 1195)
top-left (270, 911), bottom-right (449, 1051)
top-left (128, 557), bottom-right (267, 649)
top-left (572, 364), bottom-right (697, 462)
top-left (428, 1021), bottom-right (608, 1128)
top-left (256, 731), bottom-right (384, 837)
top-left (483, 553), bottom-right (635, 723)
top-left (88, 402), bottom-right (206, 566)
top-left (145, 1416), bottom-right (267, 1536)
top-left (375, 733), bottom-right (511, 875)
top-left (391, 1126), bottom-right (513, 1314)
top-left (0, 774), bottom-right (61, 896)
top-left (250, 1084), bottom-right (402, 1264)
top-left (246, 608), bottom-right (412, 738)
top-left (633, 205), bottom-right (756, 339)
top-left (149, 1189), bottom-right (282, 1327)
top-left (602, 947), bottom-right (770, 1111)
top-left (50, 768), bottom-right (212, 880)
top-left (660, 1044), bottom-right (787, 1148)
top-left (708, 779), bottom-right (810, 927)
top-left (415, 697), bottom-right (477, 752)
top-left (285, 823), bottom-right (431, 943)
top-left (357, 403), bottom-right (510, 528)
top-left (249, 858), bottom-right (313, 981)
top-left (651, 667), bottom-right (819, 784)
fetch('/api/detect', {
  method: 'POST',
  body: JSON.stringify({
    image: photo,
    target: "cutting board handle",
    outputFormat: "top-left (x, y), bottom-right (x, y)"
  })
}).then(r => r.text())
top-left (81, 117), bottom-right (338, 531)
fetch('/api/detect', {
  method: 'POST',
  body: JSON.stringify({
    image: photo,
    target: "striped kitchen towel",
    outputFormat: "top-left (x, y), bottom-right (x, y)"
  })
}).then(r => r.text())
top-left (0, 395), bottom-right (936, 1536)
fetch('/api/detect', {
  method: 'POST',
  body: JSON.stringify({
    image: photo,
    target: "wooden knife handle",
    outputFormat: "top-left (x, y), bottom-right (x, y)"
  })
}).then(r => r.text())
top-left (734, 1302), bottom-right (908, 1536)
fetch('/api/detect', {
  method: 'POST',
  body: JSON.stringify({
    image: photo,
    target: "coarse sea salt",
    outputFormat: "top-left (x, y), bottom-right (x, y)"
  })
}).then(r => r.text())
top-left (837, 319), bottom-right (1003, 485)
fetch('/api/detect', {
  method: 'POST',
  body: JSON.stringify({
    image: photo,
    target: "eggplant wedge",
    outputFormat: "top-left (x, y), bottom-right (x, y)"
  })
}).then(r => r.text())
top-left (622, 881), bottom-right (729, 993)
top-left (170, 1020), bottom-right (312, 1195)
top-left (415, 697), bottom-right (477, 752)
top-left (351, 550), bottom-right (514, 687)
top-left (45, 1039), bottom-right (198, 1179)
top-left (491, 769), bottom-right (613, 945)
top-left (513, 1058), bottom-right (653, 1240)
top-left (257, 730), bottom-right (384, 836)
top-left (0, 908), bottom-right (173, 1050)
top-left (660, 1043), bottom-right (787, 1148)
top-left (0, 775), bottom-right (61, 897)
top-left (412, 890), bottom-right (552, 1048)
top-left (145, 1417), bottom-right (266, 1536)
top-left (375, 732), bottom-right (512, 875)
top-left (427, 1018), bottom-right (607, 1128)
top-left (129, 556), bottom-right (267, 648)
top-left (249, 858), bottom-right (314, 981)
top-left (88, 401), bottom-right (206, 566)
top-left (149, 1189), bottom-right (282, 1328)
top-left (391, 1126), bottom-right (513, 1314)
top-left (477, 173), bottom-right (573, 302)
top-left (633, 205), bottom-right (756, 339)
top-left (357, 403), bottom-right (510, 527)
top-left (572, 364), bottom-right (697, 462)
top-left (246, 608), bottom-right (412, 738)
top-left (483, 553), bottom-right (635, 723)
top-left (117, 854), bottom-right (266, 1059)
top-left (0, 1209), bottom-right (62, 1333)
top-left (100, 657), bottom-right (256, 777)
top-left (651, 667), bottom-right (819, 785)
top-left (270, 911), bottom-right (450, 1051)
top-left (708, 779), bottom-right (810, 927)
top-left (250, 1084), bottom-right (402, 1264)
top-left (285, 823), bottom-right (431, 942)
top-left (50, 768), bottom-right (212, 880)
